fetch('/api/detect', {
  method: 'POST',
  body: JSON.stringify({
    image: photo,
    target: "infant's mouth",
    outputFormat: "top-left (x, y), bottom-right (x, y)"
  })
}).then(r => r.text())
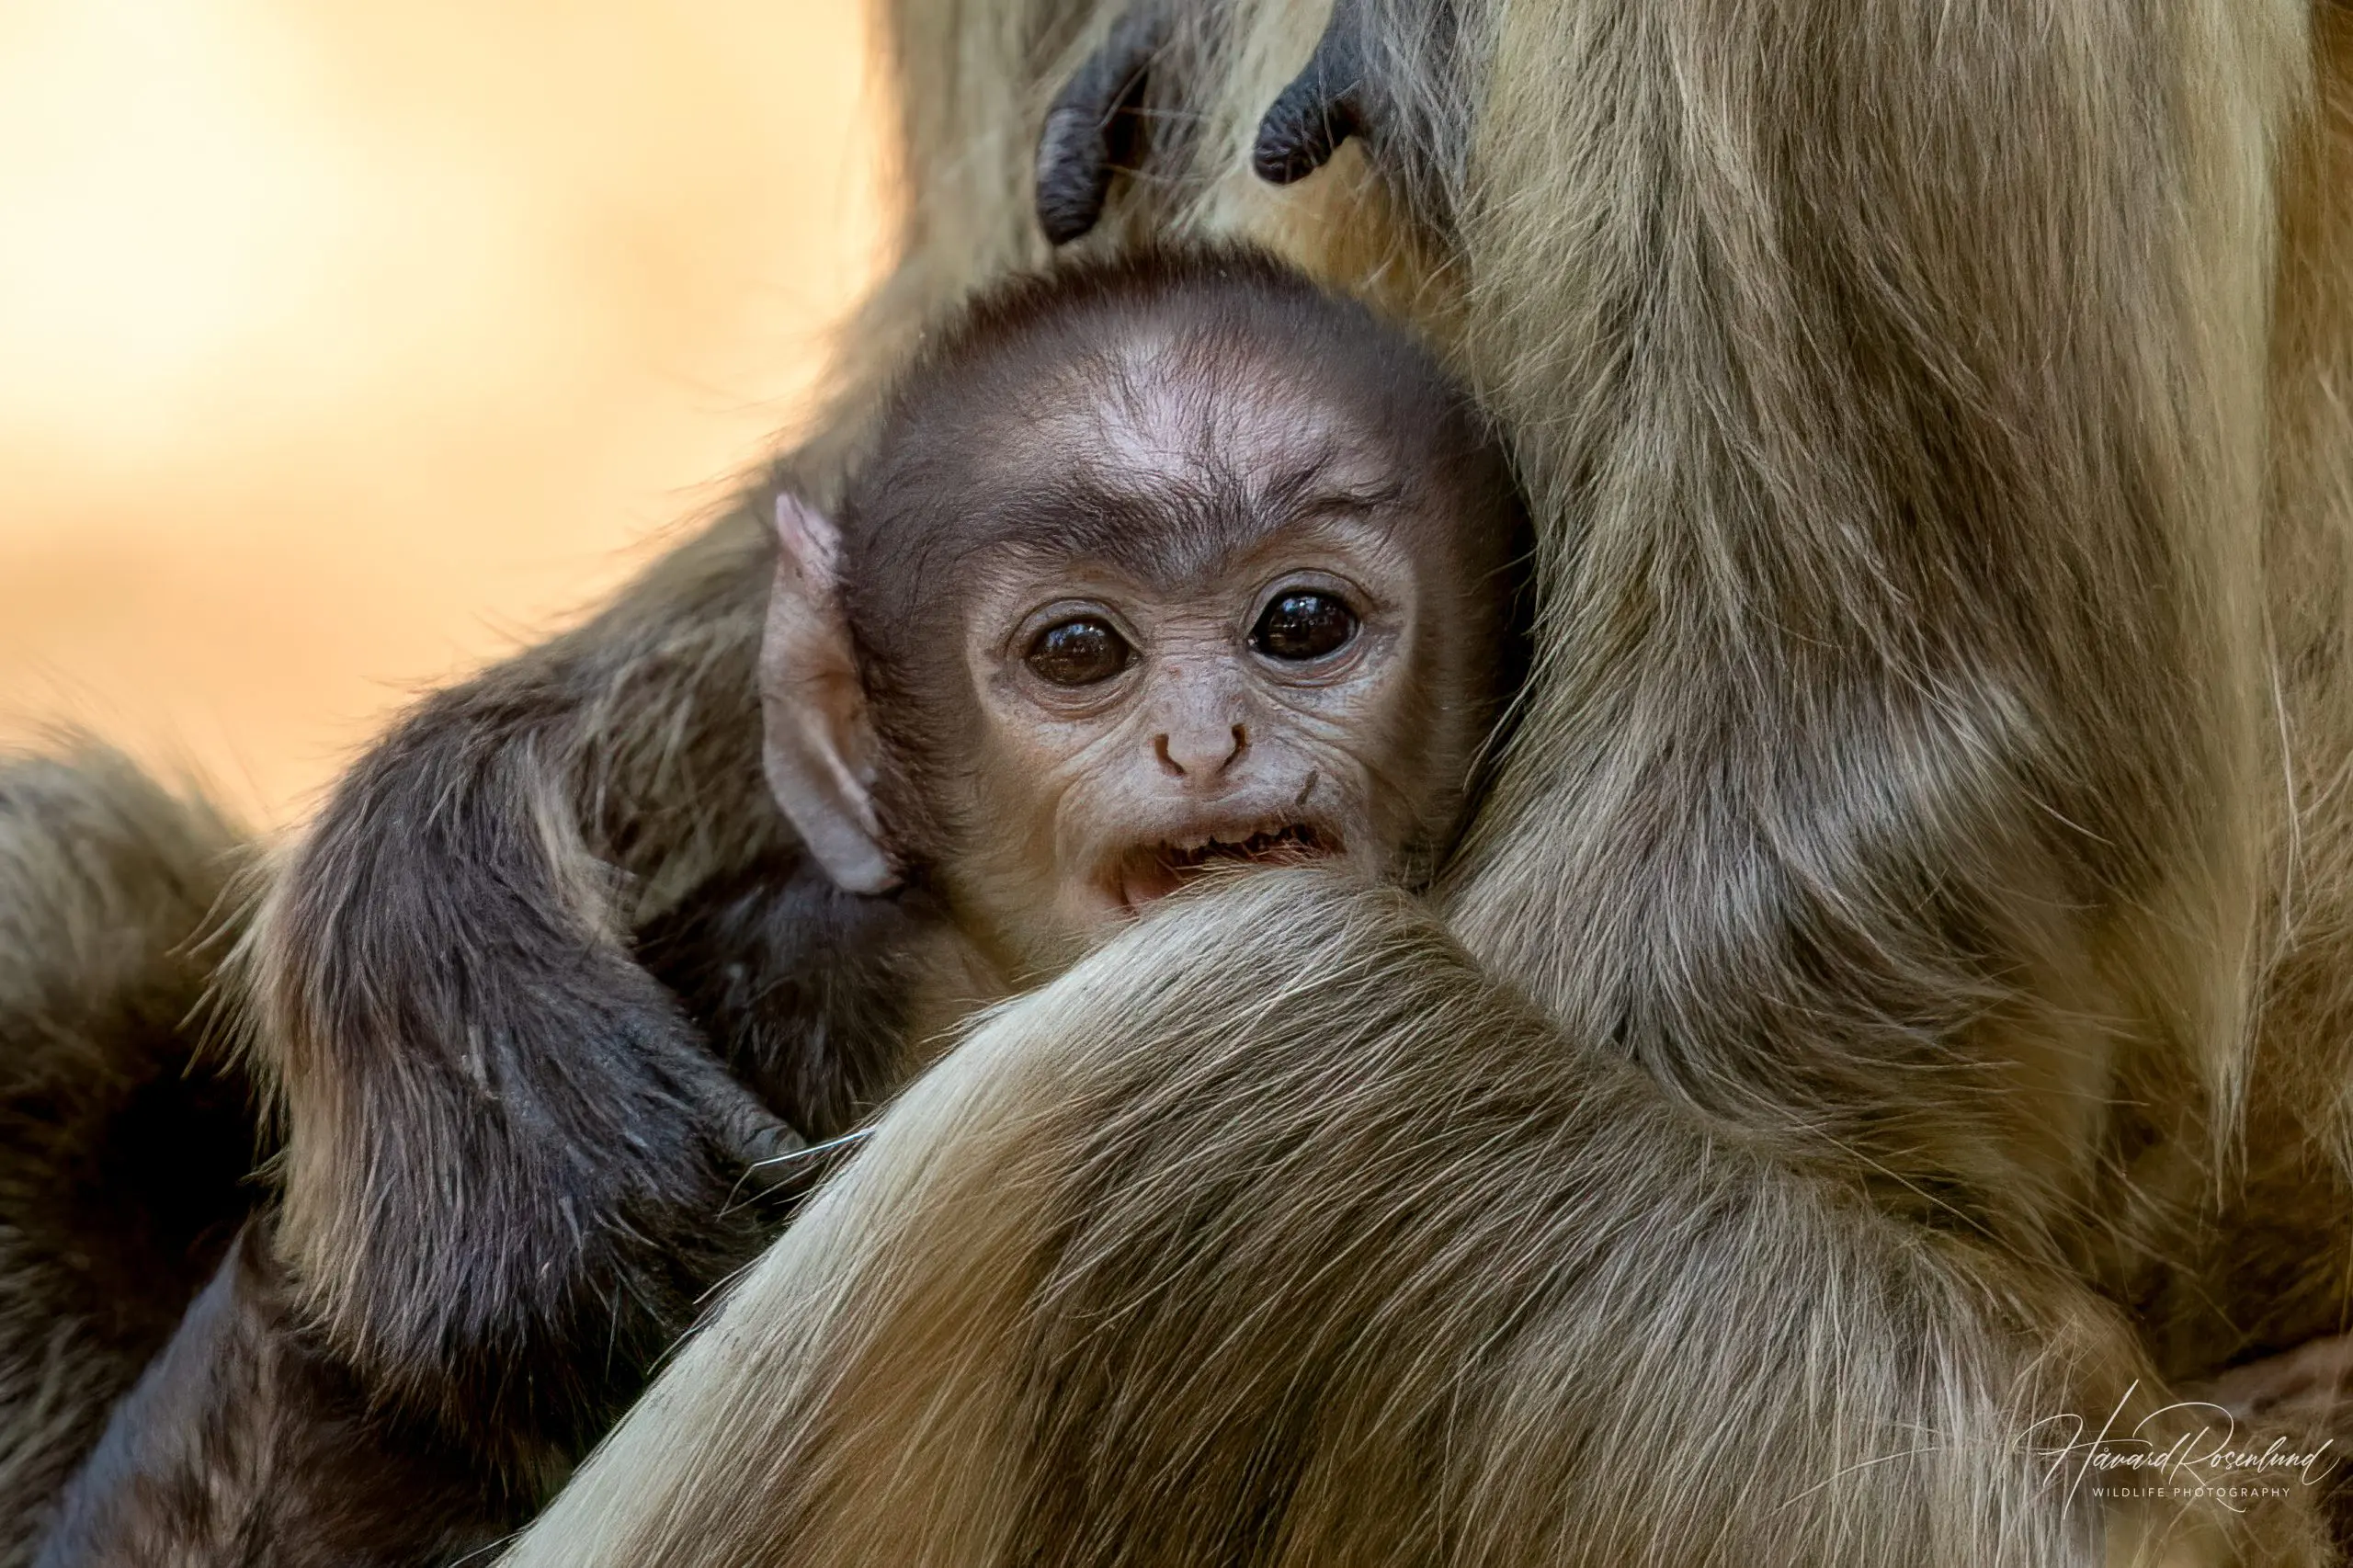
top-left (1109, 822), bottom-right (1336, 909)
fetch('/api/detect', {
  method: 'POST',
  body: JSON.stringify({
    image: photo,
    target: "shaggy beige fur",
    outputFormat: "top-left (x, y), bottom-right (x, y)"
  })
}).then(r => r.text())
top-left (492, 0), bottom-right (2353, 1560)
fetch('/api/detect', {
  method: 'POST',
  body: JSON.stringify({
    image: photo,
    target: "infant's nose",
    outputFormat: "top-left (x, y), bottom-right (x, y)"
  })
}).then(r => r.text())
top-left (1155, 722), bottom-right (1247, 780)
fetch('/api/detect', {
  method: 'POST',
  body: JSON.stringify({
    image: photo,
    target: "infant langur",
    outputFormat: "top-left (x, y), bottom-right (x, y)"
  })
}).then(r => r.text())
top-left (761, 249), bottom-right (1524, 989)
top-left (22, 254), bottom-right (1520, 1568)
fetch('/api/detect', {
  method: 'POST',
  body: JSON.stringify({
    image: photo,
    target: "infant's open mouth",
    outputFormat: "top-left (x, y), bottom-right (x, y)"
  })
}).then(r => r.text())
top-left (1110, 823), bottom-right (1336, 907)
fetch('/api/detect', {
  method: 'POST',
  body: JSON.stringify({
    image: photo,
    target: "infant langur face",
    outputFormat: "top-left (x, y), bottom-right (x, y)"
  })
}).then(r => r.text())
top-left (953, 411), bottom-right (1469, 956)
top-left (763, 252), bottom-right (1520, 979)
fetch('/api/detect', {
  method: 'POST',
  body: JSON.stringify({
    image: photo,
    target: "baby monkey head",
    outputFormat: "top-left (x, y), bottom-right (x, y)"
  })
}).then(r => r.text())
top-left (763, 247), bottom-right (1523, 974)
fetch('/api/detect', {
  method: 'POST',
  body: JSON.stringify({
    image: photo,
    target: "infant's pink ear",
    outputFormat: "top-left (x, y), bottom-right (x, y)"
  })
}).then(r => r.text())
top-left (773, 492), bottom-right (842, 588)
top-left (761, 494), bottom-right (898, 894)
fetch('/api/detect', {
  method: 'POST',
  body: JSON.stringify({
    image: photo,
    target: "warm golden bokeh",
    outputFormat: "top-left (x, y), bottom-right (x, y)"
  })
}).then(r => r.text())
top-left (0, 0), bottom-right (892, 827)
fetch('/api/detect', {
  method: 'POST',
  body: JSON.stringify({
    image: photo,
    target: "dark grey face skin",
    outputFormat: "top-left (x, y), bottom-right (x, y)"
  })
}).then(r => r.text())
top-left (762, 249), bottom-right (1525, 977)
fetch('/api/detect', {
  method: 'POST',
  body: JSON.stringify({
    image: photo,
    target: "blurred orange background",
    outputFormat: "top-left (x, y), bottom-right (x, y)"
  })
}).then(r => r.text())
top-left (0, 0), bottom-right (891, 829)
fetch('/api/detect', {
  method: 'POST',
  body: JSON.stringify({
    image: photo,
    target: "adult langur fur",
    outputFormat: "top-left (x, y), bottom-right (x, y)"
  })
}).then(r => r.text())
top-left (486, 0), bottom-right (2353, 1561)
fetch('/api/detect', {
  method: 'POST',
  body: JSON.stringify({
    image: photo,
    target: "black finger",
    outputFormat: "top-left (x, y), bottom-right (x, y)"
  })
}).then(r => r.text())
top-left (1253, 0), bottom-right (1369, 185)
top-left (1036, 6), bottom-right (1167, 245)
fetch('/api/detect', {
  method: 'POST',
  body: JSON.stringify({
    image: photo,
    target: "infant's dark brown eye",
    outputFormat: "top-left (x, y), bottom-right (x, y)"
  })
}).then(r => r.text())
top-left (1025, 617), bottom-right (1131, 686)
top-left (1251, 592), bottom-right (1358, 662)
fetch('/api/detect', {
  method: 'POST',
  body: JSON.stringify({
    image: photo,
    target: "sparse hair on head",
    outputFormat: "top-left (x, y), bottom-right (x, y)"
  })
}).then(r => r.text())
top-left (840, 244), bottom-right (1515, 612)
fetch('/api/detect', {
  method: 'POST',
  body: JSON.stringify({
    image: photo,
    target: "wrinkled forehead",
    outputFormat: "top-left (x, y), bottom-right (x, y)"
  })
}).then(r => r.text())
top-left (1043, 324), bottom-right (1351, 472)
top-left (953, 327), bottom-right (1419, 587)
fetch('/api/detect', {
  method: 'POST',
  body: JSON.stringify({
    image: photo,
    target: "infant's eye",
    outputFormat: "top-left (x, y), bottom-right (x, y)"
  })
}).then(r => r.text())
top-left (1251, 592), bottom-right (1358, 662)
top-left (1025, 617), bottom-right (1131, 686)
